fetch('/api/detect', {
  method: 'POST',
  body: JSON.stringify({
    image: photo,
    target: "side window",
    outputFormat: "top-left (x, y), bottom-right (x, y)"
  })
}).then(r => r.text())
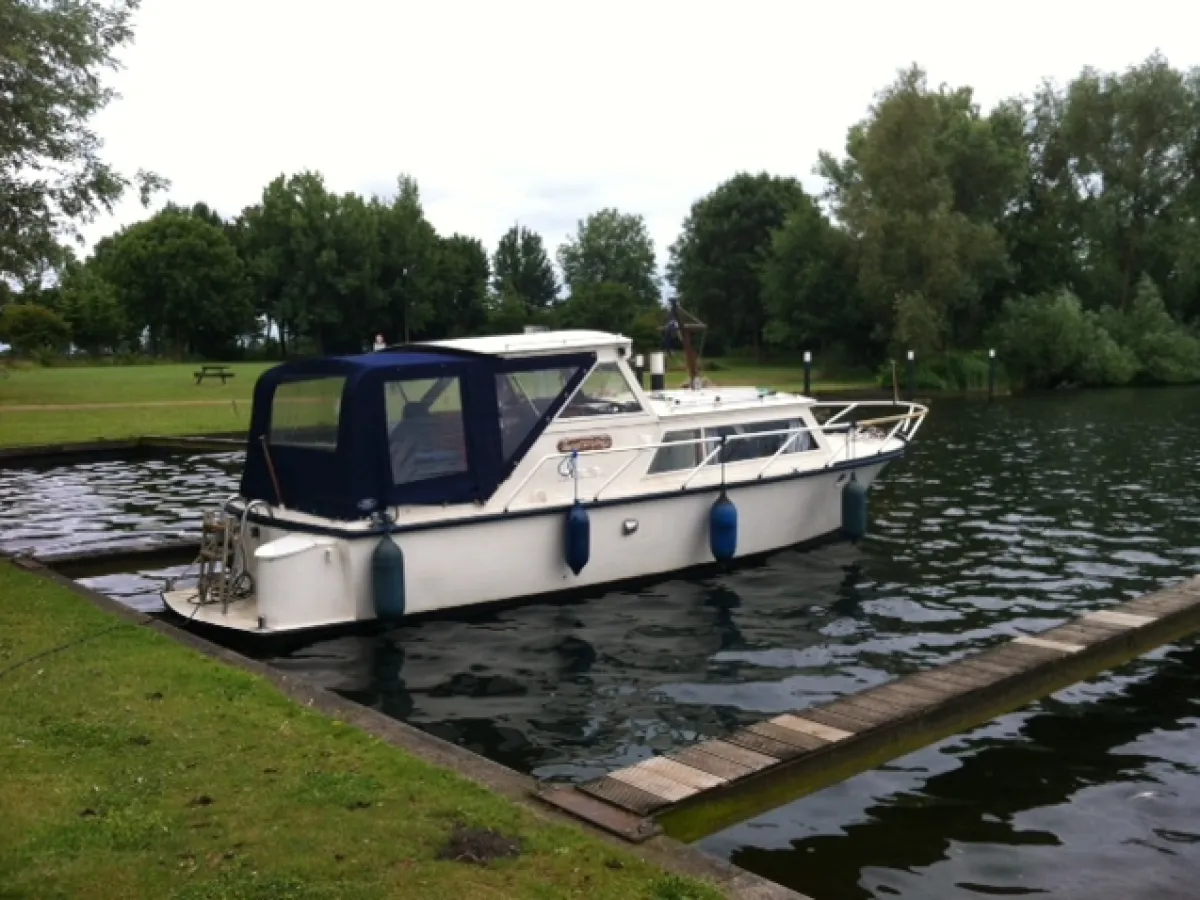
top-left (269, 377), bottom-right (345, 450)
top-left (496, 365), bottom-right (582, 460)
top-left (705, 419), bottom-right (816, 464)
top-left (559, 362), bottom-right (643, 418)
top-left (648, 429), bottom-right (702, 474)
top-left (384, 377), bottom-right (468, 485)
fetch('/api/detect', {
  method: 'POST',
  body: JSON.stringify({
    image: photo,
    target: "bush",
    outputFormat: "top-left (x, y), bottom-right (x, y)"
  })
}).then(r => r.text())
top-left (990, 289), bottom-right (1137, 390)
top-left (0, 303), bottom-right (72, 356)
top-left (1096, 277), bottom-right (1200, 384)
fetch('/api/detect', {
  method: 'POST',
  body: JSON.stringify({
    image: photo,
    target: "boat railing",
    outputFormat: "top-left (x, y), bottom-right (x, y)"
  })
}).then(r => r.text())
top-left (812, 400), bottom-right (928, 467)
top-left (499, 400), bottom-right (928, 511)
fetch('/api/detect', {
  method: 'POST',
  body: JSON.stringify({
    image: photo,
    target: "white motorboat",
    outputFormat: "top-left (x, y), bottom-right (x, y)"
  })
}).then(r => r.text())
top-left (162, 329), bottom-right (928, 634)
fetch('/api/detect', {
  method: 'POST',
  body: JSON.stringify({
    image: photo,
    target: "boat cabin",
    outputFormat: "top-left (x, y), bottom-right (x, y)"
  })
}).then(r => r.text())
top-left (241, 331), bottom-right (652, 520)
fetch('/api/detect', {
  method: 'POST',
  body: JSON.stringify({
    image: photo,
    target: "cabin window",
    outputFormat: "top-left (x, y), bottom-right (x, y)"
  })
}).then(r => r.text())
top-left (384, 376), bottom-right (469, 485)
top-left (496, 366), bottom-right (583, 461)
top-left (647, 429), bottom-right (703, 473)
top-left (269, 376), bottom-right (345, 450)
top-left (559, 362), bottom-right (643, 418)
top-left (706, 418), bottom-right (816, 464)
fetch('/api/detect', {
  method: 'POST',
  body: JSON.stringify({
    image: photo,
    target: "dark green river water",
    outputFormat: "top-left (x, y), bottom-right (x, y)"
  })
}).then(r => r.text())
top-left (2, 387), bottom-right (1199, 899)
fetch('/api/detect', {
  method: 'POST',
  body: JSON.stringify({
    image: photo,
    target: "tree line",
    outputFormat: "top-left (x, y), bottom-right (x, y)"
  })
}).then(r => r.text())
top-left (3, 0), bottom-right (1199, 390)
top-left (0, 177), bottom-right (669, 361)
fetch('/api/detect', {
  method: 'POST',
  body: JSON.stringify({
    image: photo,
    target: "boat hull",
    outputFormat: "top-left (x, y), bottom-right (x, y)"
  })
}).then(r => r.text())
top-left (162, 458), bottom-right (891, 634)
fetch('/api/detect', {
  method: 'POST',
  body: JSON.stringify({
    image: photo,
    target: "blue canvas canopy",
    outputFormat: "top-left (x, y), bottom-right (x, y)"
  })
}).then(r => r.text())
top-left (240, 346), bottom-right (596, 520)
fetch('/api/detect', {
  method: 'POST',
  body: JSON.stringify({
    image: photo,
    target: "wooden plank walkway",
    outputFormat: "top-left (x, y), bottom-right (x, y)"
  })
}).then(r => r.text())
top-left (537, 576), bottom-right (1200, 844)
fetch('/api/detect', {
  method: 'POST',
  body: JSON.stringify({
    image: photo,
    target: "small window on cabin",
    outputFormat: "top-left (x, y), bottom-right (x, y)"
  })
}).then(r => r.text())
top-left (384, 376), bottom-right (469, 485)
top-left (705, 418), bottom-right (816, 464)
top-left (496, 366), bottom-right (582, 461)
top-left (269, 377), bottom-right (345, 450)
top-left (559, 362), bottom-right (643, 418)
top-left (647, 429), bottom-right (702, 474)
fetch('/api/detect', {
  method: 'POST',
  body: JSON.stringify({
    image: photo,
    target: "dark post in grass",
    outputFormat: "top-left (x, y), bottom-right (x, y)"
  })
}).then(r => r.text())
top-left (906, 350), bottom-right (916, 402)
top-left (803, 350), bottom-right (812, 395)
top-left (988, 348), bottom-right (997, 401)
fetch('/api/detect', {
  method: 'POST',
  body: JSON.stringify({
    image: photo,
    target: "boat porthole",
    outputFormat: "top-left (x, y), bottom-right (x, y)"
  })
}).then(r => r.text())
top-left (622, 519), bottom-right (639, 535)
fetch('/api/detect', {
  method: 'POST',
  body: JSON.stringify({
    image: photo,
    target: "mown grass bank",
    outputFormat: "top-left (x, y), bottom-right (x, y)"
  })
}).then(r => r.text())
top-left (0, 560), bottom-right (723, 900)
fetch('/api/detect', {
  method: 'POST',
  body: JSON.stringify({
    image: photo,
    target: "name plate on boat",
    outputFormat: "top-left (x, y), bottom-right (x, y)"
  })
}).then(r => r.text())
top-left (557, 435), bottom-right (612, 453)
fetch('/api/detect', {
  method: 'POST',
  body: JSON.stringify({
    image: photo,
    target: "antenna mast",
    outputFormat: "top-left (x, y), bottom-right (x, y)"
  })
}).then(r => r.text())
top-left (667, 296), bottom-right (707, 389)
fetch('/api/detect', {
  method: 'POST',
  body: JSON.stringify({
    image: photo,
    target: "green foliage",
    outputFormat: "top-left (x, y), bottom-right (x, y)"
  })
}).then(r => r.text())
top-left (0, 0), bottom-right (168, 281)
top-left (427, 234), bottom-right (490, 338)
top-left (0, 302), bottom-right (71, 355)
top-left (760, 204), bottom-right (864, 359)
top-left (991, 277), bottom-right (1200, 390)
top-left (56, 262), bottom-right (128, 354)
top-left (553, 282), bottom-right (645, 334)
top-left (492, 225), bottom-right (558, 311)
top-left (629, 307), bottom-right (667, 354)
top-left (485, 291), bottom-right (532, 335)
top-left (669, 172), bottom-right (813, 352)
top-left (818, 65), bottom-right (1025, 352)
top-left (557, 208), bottom-right (660, 305)
top-left (991, 290), bottom-right (1137, 389)
top-left (96, 210), bottom-right (254, 357)
top-left (892, 291), bottom-right (946, 359)
top-left (1095, 276), bottom-right (1200, 383)
top-left (877, 350), bottom-right (996, 392)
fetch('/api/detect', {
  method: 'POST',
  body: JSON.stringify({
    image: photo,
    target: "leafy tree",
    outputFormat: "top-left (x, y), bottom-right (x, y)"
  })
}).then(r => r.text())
top-left (818, 65), bottom-right (1026, 350)
top-left (424, 234), bottom-right (489, 339)
top-left (238, 171), bottom-right (343, 355)
top-left (892, 292), bottom-right (947, 359)
top-left (485, 291), bottom-right (532, 335)
top-left (492, 225), bottom-right (558, 312)
top-left (553, 282), bottom-right (645, 334)
top-left (0, 302), bottom-right (71, 354)
top-left (57, 261), bottom-right (126, 353)
top-left (1, 0), bottom-right (167, 282)
top-left (1059, 54), bottom-right (1199, 314)
top-left (97, 210), bottom-right (253, 357)
top-left (557, 209), bottom-right (660, 305)
top-left (760, 203), bottom-right (864, 358)
top-left (375, 175), bottom-right (437, 346)
top-left (668, 172), bottom-right (811, 353)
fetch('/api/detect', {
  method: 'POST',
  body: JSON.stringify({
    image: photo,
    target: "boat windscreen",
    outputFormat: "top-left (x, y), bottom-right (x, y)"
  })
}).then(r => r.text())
top-left (496, 365), bottom-right (580, 462)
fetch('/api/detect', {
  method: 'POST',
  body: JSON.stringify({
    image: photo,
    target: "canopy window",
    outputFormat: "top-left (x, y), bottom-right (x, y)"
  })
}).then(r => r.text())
top-left (385, 376), bottom-right (469, 486)
top-left (240, 346), bottom-right (596, 520)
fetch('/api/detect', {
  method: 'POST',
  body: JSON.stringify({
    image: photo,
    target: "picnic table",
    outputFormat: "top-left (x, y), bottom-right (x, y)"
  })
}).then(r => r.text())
top-left (194, 364), bottom-right (236, 385)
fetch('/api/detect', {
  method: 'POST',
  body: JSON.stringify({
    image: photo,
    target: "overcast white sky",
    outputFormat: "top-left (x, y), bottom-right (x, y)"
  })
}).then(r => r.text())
top-left (83, 0), bottom-right (1198, 280)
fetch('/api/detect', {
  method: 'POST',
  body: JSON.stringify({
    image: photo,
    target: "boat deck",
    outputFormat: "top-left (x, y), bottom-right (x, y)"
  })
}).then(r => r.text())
top-left (163, 588), bottom-right (260, 631)
top-left (537, 576), bottom-right (1200, 843)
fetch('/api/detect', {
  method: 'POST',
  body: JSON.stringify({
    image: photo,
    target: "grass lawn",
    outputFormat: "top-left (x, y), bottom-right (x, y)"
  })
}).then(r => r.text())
top-left (0, 560), bottom-right (722, 900)
top-left (0, 358), bottom-right (878, 448)
top-left (0, 363), bottom-right (269, 406)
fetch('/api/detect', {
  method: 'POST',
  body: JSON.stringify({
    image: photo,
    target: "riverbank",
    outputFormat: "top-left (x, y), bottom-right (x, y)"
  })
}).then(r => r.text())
top-left (0, 359), bottom-right (878, 448)
top-left (0, 559), bottom-right (735, 900)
